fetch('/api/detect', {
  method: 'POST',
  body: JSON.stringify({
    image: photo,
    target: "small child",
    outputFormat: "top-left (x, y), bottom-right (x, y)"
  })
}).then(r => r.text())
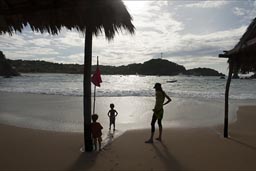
top-left (107, 103), bottom-right (118, 131)
top-left (90, 114), bottom-right (103, 151)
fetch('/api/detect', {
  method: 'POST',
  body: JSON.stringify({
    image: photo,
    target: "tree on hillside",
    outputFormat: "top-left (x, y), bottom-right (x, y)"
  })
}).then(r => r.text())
top-left (0, 51), bottom-right (20, 77)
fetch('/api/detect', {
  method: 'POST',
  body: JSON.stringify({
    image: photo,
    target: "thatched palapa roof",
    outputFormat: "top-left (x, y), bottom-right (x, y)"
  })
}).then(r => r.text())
top-left (0, 0), bottom-right (135, 39)
top-left (219, 18), bottom-right (256, 73)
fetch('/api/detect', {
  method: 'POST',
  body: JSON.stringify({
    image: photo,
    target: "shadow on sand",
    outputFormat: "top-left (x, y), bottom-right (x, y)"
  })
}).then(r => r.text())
top-left (68, 130), bottom-right (117, 170)
top-left (229, 137), bottom-right (256, 151)
top-left (102, 130), bottom-right (116, 150)
top-left (68, 152), bottom-right (99, 171)
top-left (152, 140), bottom-right (184, 170)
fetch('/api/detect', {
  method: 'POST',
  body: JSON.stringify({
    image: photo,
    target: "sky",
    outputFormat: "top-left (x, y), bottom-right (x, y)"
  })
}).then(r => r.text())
top-left (0, 0), bottom-right (256, 74)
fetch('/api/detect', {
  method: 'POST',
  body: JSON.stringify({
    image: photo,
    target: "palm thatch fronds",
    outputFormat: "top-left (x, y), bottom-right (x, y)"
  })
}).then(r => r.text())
top-left (219, 17), bottom-right (256, 73)
top-left (0, 0), bottom-right (135, 39)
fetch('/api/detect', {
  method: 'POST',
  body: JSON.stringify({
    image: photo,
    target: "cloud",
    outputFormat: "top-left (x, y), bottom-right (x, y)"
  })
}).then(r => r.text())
top-left (249, 0), bottom-right (256, 19)
top-left (28, 38), bottom-right (52, 47)
top-left (153, 24), bottom-right (246, 74)
top-left (0, 33), bottom-right (61, 60)
top-left (0, 34), bottom-right (29, 48)
top-left (64, 53), bottom-right (84, 64)
top-left (53, 30), bottom-right (84, 47)
top-left (4, 47), bottom-right (59, 60)
top-left (160, 26), bottom-right (247, 58)
top-left (165, 55), bottom-right (228, 74)
top-left (184, 1), bottom-right (229, 8)
top-left (233, 7), bottom-right (247, 16)
top-left (231, 1), bottom-right (256, 21)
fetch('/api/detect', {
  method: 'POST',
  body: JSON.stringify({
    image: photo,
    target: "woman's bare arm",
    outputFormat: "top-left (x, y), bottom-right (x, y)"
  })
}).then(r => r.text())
top-left (163, 93), bottom-right (171, 106)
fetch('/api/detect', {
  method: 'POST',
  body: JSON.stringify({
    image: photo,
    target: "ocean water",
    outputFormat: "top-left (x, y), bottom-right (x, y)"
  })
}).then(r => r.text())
top-left (0, 73), bottom-right (256, 100)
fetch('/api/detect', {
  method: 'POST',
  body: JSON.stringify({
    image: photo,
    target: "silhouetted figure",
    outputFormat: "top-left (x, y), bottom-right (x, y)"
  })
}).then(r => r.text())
top-left (90, 114), bottom-right (103, 151)
top-left (107, 103), bottom-right (118, 131)
top-left (145, 83), bottom-right (171, 143)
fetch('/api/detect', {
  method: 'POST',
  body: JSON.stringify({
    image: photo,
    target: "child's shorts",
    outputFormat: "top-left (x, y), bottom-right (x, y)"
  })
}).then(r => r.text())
top-left (110, 117), bottom-right (115, 124)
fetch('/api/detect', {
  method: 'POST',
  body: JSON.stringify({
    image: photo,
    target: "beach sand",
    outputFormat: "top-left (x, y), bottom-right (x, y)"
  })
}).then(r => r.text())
top-left (0, 92), bottom-right (256, 170)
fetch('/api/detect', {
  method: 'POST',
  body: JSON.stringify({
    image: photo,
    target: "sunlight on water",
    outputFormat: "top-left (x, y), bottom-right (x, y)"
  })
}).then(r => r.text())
top-left (1, 74), bottom-right (256, 100)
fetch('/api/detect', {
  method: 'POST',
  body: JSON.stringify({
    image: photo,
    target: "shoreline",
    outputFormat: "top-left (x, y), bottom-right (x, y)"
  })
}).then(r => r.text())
top-left (1, 91), bottom-right (253, 133)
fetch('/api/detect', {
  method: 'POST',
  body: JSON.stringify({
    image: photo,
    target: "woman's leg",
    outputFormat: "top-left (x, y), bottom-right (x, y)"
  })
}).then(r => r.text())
top-left (151, 114), bottom-right (157, 133)
top-left (156, 118), bottom-right (162, 141)
top-left (145, 114), bottom-right (157, 143)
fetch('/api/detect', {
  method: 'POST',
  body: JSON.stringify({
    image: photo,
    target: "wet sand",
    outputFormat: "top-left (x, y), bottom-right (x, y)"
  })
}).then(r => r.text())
top-left (0, 91), bottom-right (244, 132)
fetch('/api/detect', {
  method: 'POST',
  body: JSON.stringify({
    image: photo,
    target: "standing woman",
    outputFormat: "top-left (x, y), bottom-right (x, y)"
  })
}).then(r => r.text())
top-left (145, 83), bottom-right (171, 143)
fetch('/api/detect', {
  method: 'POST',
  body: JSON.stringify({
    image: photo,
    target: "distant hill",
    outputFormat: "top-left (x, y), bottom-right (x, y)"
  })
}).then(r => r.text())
top-left (8, 58), bottom-right (186, 75)
top-left (183, 68), bottom-right (225, 76)
top-left (8, 59), bottom-right (83, 74)
top-left (0, 51), bottom-right (20, 77)
top-left (138, 59), bottom-right (186, 75)
top-left (8, 58), bottom-right (224, 76)
top-left (99, 59), bottom-right (186, 75)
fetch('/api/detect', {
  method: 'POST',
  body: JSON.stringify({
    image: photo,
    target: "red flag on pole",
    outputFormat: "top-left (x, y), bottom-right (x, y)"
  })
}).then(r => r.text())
top-left (91, 65), bottom-right (102, 87)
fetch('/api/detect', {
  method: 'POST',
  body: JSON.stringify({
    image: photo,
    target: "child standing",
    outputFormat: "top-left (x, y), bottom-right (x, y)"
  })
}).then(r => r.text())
top-left (90, 114), bottom-right (103, 151)
top-left (107, 103), bottom-right (118, 131)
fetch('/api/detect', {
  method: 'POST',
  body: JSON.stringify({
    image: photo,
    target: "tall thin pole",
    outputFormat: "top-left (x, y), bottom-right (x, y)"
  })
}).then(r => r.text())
top-left (92, 56), bottom-right (98, 114)
top-left (93, 84), bottom-right (96, 114)
top-left (224, 60), bottom-right (234, 138)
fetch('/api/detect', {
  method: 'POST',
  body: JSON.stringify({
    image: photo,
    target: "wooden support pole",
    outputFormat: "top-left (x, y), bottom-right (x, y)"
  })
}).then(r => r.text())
top-left (84, 28), bottom-right (93, 152)
top-left (224, 60), bottom-right (234, 138)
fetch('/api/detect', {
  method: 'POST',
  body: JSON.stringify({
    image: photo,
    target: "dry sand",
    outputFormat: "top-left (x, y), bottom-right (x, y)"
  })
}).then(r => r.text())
top-left (0, 105), bottom-right (256, 170)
